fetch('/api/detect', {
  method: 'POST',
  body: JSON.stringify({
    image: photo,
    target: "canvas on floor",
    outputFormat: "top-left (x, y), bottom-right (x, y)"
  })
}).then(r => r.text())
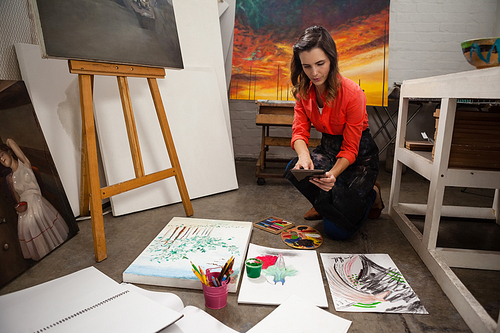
top-left (123, 217), bottom-right (253, 293)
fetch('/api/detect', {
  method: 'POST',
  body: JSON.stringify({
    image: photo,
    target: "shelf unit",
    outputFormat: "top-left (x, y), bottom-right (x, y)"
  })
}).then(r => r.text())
top-left (389, 67), bottom-right (500, 333)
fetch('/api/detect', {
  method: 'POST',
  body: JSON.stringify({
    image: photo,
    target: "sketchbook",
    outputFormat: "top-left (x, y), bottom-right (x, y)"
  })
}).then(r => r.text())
top-left (247, 294), bottom-right (351, 333)
top-left (0, 267), bottom-right (183, 333)
top-left (123, 217), bottom-right (253, 293)
top-left (320, 253), bottom-right (428, 314)
top-left (238, 244), bottom-right (328, 307)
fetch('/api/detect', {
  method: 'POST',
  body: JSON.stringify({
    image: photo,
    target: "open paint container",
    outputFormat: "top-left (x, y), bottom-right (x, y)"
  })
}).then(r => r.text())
top-left (245, 258), bottom-right (263, 278)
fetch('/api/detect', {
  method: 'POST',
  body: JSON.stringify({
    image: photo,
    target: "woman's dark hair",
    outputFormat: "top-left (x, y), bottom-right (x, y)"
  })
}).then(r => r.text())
top-left (0, 144), bottom-right (17, 161)
top-left (0, 144), bottom-right (17, 177)
top-left (290, 26), bottom-right (341, 103)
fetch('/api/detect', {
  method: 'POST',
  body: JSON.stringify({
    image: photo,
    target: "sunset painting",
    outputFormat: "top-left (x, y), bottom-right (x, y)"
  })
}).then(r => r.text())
top-left (230, 0), bottom-right (390, 106)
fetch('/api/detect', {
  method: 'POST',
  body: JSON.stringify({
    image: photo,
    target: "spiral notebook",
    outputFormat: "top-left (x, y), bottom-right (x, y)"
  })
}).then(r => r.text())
top-left (0, 267), bottom-right (183, 333)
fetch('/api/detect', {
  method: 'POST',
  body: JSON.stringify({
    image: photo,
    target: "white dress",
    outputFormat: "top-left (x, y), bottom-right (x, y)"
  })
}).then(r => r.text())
top-left (12, 161), bottom-right (69, 261)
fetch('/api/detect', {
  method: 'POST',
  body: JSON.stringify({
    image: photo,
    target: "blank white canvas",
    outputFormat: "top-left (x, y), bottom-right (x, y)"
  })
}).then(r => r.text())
top-left (237, 244), bottom-right (328, 308)
top-left (92, 67), bottom-right (237, 215)
top-left (218, 0), bottom-right (236, 91)
top-left (173, 0), bottom-right (233, 137)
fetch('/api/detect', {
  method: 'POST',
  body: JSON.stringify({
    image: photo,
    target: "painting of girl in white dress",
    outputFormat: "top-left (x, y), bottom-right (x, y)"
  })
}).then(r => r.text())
top-left (0, 139), bottom-right (70, 261)
top-left (0, 81), bottom-right (78, 286)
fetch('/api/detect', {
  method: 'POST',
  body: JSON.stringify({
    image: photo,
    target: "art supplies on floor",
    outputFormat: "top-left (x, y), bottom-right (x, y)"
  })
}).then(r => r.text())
top-left (253, 216), bottom-right (295, 234)
top-left (246, 294), bottom-right (351, 333)
top-left (191, 256), bottom-right (234, 309)
top-left (320, 253), bottom-right (428, 314)
top-left (281, 225), bottom-right (323, 249)
top-left (123, 217), bottom-right (252, 292)
top-left (0, 267), bottom-right (183, 333)
top-left (238, 244), bottom-right (328, 307)
top-left (191, 256), bottom-right (234, 287)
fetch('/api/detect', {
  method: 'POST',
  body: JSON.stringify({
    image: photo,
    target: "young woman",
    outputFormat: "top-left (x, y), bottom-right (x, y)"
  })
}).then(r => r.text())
top-left (284, 26), bottom-right (384, 240)
top-left (0, 138), bottom-right (69, 260)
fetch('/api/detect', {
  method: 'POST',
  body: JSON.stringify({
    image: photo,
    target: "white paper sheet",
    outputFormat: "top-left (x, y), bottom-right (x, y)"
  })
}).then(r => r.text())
top-left (0, 267), bottom-right (183, 333)
top-left (247, 294), bottom-right (351, 333)
top-left (122, 283), bottom-right (238, 333)
top-left (121, 283), bottom-right (185, 312)
top-left (238, 244), bottom-right (328, 307)
top-left (162, 306), bottom-right (238, 333)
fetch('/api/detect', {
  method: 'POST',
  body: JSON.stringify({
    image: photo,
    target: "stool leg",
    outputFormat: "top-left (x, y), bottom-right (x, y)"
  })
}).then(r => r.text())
top-left (494, 189), bottom-right (499, 225)
top-left (79, 74), bottom-right (107, 262)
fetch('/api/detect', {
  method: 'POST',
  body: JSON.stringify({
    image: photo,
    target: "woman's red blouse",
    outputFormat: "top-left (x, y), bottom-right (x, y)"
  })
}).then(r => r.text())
top-left (291, 76), bottom-right (369, 165)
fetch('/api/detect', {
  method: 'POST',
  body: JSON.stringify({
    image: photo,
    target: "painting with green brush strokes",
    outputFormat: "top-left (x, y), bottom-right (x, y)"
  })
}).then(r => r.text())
top-left (123, 217), bottom-right (252, 293)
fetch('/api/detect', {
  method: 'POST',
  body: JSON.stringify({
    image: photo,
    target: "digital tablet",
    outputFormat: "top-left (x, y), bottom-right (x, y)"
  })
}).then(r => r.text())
top-left (290, 169), bottom-right (326, 181)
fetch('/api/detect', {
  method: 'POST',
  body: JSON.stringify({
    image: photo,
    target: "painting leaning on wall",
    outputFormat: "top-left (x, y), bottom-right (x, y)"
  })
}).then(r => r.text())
top-left (0, 81), bottom-right (79, 287)
top-left (230, 0), bottom-right (390, 107)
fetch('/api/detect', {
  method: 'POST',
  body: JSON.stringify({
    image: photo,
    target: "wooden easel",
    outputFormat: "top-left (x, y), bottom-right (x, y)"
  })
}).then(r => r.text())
top-left (69, 60), bottom-right (194, 262)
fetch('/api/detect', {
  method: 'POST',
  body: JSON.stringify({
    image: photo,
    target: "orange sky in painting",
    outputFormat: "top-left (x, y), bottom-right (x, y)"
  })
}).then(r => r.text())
top-left (230, 9), bottom-right (389, 106)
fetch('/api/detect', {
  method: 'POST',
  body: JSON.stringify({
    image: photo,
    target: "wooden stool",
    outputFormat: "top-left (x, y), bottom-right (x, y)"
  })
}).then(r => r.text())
top-left (69, 60), bottom-right (193, 262)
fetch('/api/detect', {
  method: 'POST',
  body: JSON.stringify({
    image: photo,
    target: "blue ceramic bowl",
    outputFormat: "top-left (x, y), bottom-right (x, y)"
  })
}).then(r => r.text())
top-left (461, 37), bottom-right (499, 69)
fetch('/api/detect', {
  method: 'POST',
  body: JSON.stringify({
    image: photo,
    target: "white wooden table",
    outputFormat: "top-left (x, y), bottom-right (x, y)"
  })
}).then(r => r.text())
top-left (388, 67), bottom-right (500, 333)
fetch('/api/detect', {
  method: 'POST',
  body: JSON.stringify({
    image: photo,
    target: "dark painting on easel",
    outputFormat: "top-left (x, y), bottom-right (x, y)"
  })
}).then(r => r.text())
top-left (31, 0), bottom-right (183, 69)
top-left (0, 81), bottom-right (79, 288)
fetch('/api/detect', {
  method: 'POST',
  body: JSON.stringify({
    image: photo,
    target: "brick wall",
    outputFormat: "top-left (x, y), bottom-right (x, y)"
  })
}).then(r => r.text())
top-left (388, 0), bottom-right (499, 84)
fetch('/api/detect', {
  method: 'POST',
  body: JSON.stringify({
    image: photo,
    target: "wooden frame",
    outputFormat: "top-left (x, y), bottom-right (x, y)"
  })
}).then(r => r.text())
top-left (388, 67), bottom-right (500, 333)
top-left (69, 60), bottom-right (193, 262)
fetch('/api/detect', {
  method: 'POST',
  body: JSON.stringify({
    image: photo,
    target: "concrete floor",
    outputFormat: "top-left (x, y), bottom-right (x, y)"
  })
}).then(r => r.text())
top-left (1, 159), bottom-right (499, 332)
